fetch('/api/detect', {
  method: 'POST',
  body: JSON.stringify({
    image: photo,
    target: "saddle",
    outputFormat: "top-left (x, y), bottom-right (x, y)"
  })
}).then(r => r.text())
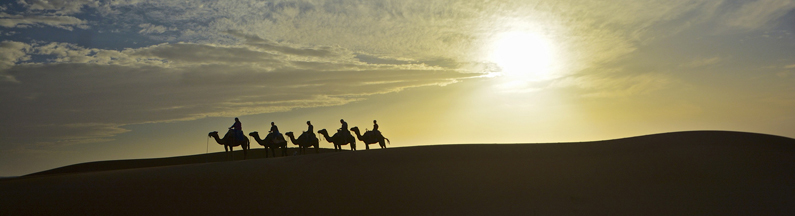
top-left (270, 132), bottom-right (286, 143)
top-left (228, 129), bottom-right (246, 141)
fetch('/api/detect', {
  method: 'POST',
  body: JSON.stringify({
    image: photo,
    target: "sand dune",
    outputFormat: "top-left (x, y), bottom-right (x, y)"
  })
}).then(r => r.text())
top-left (2, 131), bottom-right (794, 215)
top-left (26, 147), bottom-right (342, 177)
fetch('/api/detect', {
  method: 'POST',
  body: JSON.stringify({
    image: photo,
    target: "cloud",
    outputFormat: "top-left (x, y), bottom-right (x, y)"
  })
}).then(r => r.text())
top-left (552, 73), bottom-right (675, 98)
top-left (18, 0), bottom-right (99, 15)
top-left (0, 41), bottom-right (32, 82)
top-left (722, 0), bottom-right (795, 30)
top-left (138, 23), bottom-right (175, 34)
top-left (3, 0), bottom-right (795, 150)
top-left (226, 30), bottom-right (340, 58)
top-left (0, 12), bottom-right (88, 30)
top-left (0, 40), bottom-right (479, 147)
top-left (681, 57), bottom-right (722, 68)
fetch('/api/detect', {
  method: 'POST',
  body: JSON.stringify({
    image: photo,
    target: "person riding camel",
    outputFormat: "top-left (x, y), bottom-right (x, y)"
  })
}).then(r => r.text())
top-left (306, 121), bottom-right (314, 134)
top-left (269, 122), bottom-right (282, 142)
top-left (339, 119), bottom-right (349, 142)
top-left (298, 120), bottom-right (315, 143)
top-left (372, 119), bottom-right (382, 138)
top-left (229, 117), bottom-right (243, 141)
top-left (339, 119), bottom-right (348, 132)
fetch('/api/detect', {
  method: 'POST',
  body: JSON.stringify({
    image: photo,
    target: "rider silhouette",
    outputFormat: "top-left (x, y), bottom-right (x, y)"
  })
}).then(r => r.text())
top-left (269, 122), bottom-right (279, 134)
top-left (339, 119), bottom-right (348, 132)
top-left (306, 121), bottom-right (314, 134)
top-left (339, 119), bottom-right (349, 142)
top-left (269, 122), bottom-right (282, 142)
top-left (372, 119), bottom-right (382, 138)
top-left (229, 118), bottom-right (243, 141)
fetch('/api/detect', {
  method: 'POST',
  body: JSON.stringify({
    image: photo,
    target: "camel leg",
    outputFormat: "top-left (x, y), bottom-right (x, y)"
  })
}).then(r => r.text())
top-left (242, 143), bottom-right (247, 159)
top-left (365, 143), bottom-right (370, 150)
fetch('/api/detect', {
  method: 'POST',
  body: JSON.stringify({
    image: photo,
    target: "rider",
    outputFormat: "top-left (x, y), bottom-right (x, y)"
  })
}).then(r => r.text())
top-left (372, 119), bottom-right (381, 138)
top-left (339, 119), bottom-right (348, 132)
top-left (306, 121), bottom-right (314, 134)
top-left (269, 122), bottom-right (279, 134)
top-left (339, 119), bottom-right (349, 142)
top-left (229, 117), bottom-right (243, 140)
top-left (300, 121), bottom-right (315, 143)
top-left (269, 122), bottom-right (282, 142)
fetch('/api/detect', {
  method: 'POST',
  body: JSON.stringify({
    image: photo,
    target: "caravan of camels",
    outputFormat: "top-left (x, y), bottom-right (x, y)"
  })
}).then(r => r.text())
top-left (208, 118), bottom-right (390, 158)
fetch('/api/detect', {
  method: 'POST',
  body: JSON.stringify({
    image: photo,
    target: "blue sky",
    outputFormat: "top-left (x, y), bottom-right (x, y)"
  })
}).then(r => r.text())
top-left (1, 0), bottom-right (794, 176)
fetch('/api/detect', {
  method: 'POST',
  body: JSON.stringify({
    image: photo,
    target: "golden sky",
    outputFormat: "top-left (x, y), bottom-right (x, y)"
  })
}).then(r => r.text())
top-left (1, 0), bottom-right (794, 176)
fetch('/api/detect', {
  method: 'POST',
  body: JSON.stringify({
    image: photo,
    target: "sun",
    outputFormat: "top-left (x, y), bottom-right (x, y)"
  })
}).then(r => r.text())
top-left (489, 31), bottom-right (557, 81)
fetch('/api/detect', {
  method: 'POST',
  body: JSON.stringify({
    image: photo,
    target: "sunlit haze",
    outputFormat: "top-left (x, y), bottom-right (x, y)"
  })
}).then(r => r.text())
top-left (1, 0), bottom-right (794, 176)
top-left (490, 31), bottom-right (558, 81)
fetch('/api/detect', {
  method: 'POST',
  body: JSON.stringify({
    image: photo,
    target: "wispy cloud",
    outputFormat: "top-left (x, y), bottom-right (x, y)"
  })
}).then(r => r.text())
top-left (0, 41), bottom-right (31, 82)
top-left (138, 23), bottom-right (176, 34)
top-left (17, 0), bottom-right (99, 15)
top-left (552, 73), bottom-right (675, 98)
top-left (722, 0), bottom-right (795, 30)
top-left (0, 39), bottom-right (478, 147)
top-left (0, 13), bottom-right (88, 30)
top-left (2, 0), bottom-right (794, 149)
top-left (680, 57), bottom-right (722, 68)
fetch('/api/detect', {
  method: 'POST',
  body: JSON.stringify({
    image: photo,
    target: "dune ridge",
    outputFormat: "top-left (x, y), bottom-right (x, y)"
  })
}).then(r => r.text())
top-left (1, 130), bottom-right (794, 215)
top-left (24, 147), bottom-right (342, 177)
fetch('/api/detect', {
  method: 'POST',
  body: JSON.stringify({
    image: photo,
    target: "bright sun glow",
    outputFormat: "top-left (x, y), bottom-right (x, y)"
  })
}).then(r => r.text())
top-left (489, 31), bottom-right (557, 81)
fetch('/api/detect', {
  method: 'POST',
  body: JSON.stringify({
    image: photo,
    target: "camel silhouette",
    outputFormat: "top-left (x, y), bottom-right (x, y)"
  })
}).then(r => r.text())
top-left (318, 129), bottom-right (356, 151)
top-left (350, 127), bottom-right (390, 150)
top-left (208, 130), bottom-right (250, 159)
top-left (285, 131), bottom-right (319, 154)
top-left (249, 131), bottom-right (288, 158)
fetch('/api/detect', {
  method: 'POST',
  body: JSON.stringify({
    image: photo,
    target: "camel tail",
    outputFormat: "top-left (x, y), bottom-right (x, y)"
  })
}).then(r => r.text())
top-left (385, 137), bottom-right (390, 145)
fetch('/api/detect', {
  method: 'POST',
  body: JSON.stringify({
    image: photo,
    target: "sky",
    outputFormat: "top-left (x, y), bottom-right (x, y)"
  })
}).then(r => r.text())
top-left (1, 0), bottom-right (794, 176)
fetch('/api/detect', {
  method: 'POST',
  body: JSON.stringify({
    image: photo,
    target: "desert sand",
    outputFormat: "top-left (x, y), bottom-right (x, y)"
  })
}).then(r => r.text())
top-left (1, 131), bottom-right (794, 215)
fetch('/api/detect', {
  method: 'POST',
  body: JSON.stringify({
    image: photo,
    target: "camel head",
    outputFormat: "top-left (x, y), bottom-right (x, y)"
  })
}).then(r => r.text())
top-left (208, 131), bottom-right (219, 137)
top-left (285, 131), bottom-right (294, 137)
top-left (249, 131), bottom-right (259, 137)
top-left (318, 129), bottom-right (328, 135)
top-left (350, 126), bottom-right (360, 133)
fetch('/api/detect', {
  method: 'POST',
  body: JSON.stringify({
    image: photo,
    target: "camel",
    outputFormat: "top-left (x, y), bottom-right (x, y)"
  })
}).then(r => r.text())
top-left (285, 131), bottom-right (319, 154)
top-left (350, 127), bottom-right (390, 150)
top-left (249, 131), bottom-right (288, 158)
top-left (208, 130), bottom-right (250, 159)
top-left (317, 129), bottom-right (356, 151)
